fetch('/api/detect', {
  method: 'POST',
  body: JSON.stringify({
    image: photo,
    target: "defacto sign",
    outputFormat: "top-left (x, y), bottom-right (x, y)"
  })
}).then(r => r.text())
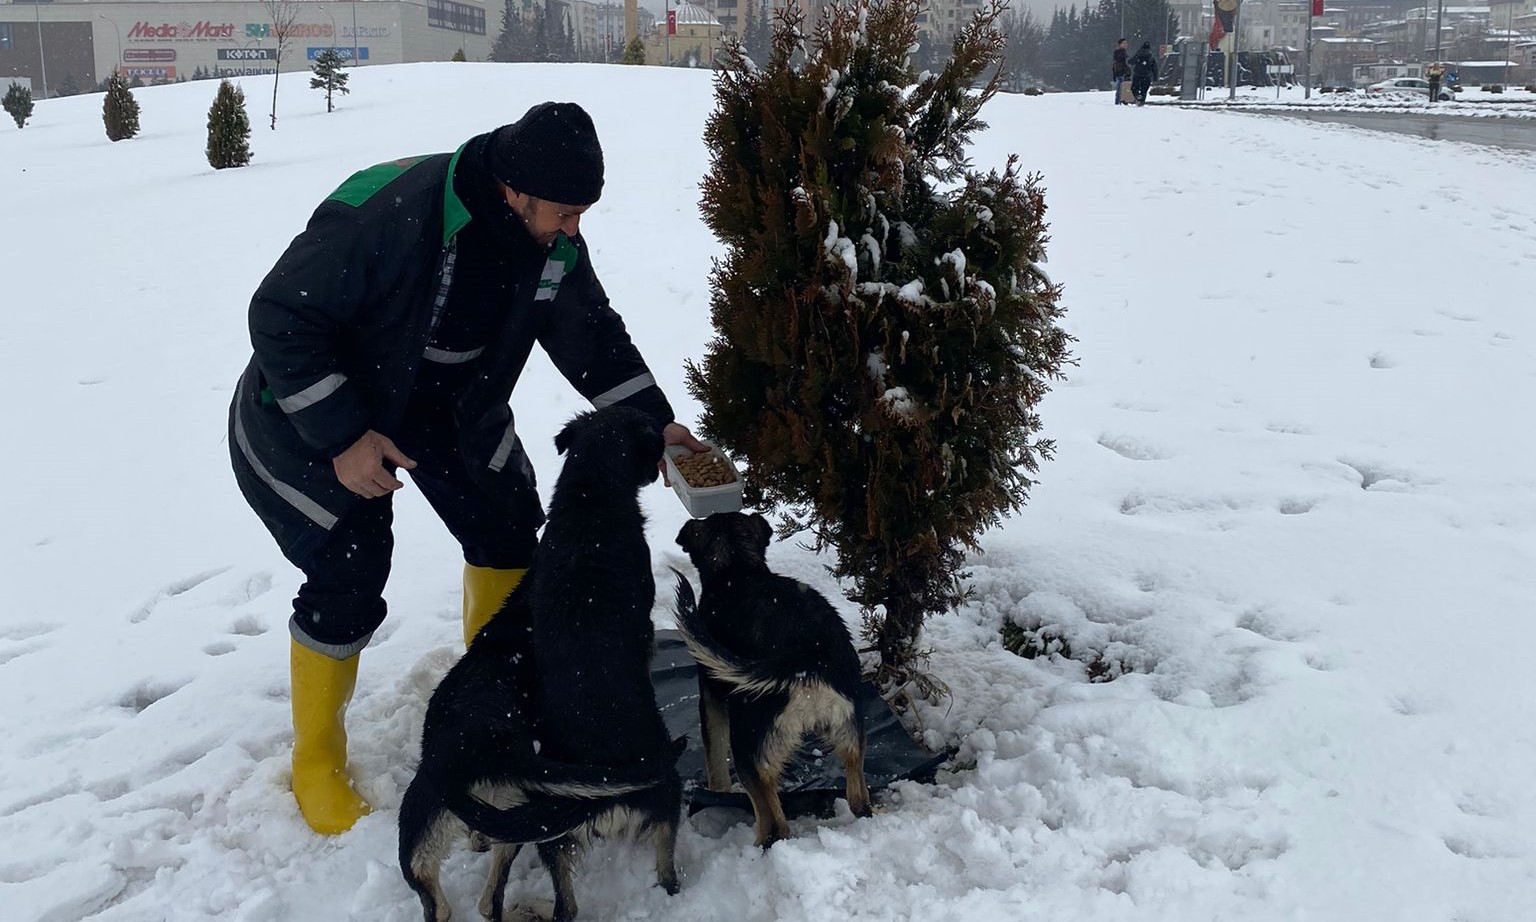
top-left (307, 46), bottom-right (369, 61)
top-left (127, 21), bottom-right (237, 41)
top-left (218, 47), bottom-right (277, 61)
top-left (123, 48), bottom-right (177, 62)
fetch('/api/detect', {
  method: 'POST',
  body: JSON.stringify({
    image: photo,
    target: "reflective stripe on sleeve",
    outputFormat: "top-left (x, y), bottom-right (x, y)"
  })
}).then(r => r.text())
top-left (591, 373), bottom-right (657, 409)
top-left (275, 372), bottom-right (348, 414)
top-left (422, 345), bottom-right (486, 364)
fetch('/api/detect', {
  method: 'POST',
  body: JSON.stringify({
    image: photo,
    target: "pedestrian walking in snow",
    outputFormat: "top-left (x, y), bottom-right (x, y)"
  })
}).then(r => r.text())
top-left (228, 101), bottom-right (707, 836)
top-left (1112, 38), bottom-right (1132, 105)
top-left (1131, 42), bottom-right (1159, 106)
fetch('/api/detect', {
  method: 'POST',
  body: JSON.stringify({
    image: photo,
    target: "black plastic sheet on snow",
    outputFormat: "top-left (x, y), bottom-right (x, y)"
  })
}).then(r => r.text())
top-left (650, 631), bottom-right (949, 820)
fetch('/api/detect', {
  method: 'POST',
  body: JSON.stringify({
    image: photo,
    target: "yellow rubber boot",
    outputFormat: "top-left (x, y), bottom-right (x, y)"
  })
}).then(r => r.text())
top-left (463, 564), bottom-right (527, 645)
top-left (290, 640), bottom-right (370, 835)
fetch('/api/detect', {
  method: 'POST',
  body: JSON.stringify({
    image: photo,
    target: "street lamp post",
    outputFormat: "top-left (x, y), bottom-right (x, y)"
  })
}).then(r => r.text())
top-left (1433, 0), bottom-right (1443, 62)
top-left (351, 1), bottom-right (359, 67)
top-left (33, 0), bottom-right (49, 99)
top-left (1228, 1), bottom-right (1241, 100)
top-left (98, 15), bottom-right (122, 77)
top-left (319, 5), bottom-right (339, 58)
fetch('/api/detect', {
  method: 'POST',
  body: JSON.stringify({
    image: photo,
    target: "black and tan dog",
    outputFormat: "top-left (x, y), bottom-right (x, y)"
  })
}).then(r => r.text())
top-left (672, 512), bottom-right (872, 848)
top-left (400, 406), bottom-right (682, 922)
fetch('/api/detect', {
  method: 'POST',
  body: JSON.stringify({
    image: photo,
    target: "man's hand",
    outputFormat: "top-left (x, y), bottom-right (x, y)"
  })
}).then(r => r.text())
top-left (660, 422), bottom-right (710, 487)
top-left (333, 430), bottom-right (417, 498)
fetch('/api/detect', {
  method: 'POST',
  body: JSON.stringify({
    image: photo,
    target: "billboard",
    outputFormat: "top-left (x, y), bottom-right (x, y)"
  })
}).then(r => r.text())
top-left (122, 65), bottom-right (178, 79)
top-left (307, 46), bottom-right (369, 61)
top-left (124, 48), bottom-right (177, 62)
top-left (217, 47), bottom-right (276, 61)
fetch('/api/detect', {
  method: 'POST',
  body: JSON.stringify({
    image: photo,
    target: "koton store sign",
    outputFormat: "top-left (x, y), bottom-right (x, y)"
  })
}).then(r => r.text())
top-left (218, 47), bottom-right (276, 61)
top-left (127, 21), bottom-right (237, 42)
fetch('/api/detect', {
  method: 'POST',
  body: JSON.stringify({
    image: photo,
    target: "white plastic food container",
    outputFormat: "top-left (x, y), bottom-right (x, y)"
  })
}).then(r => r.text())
top-left (664, 444), bottom-right (745, 518)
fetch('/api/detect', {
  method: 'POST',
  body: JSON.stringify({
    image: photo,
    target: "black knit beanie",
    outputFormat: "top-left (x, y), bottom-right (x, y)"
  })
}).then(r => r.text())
top-left (486, 102), bottom-right (604, 206)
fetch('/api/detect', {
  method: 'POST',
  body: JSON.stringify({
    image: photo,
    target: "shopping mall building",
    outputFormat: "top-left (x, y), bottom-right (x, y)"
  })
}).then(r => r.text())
top-left (1, 0), bottom-right (494, 95)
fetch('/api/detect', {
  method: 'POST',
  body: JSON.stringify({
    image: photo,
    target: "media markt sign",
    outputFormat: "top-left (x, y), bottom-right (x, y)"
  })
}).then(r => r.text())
top-left (127, 21), bottom-right (237, 42)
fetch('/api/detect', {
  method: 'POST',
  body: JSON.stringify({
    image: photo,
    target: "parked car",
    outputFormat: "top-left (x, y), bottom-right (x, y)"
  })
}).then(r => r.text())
top-left (1367, 77), bottom-right (1454, 101)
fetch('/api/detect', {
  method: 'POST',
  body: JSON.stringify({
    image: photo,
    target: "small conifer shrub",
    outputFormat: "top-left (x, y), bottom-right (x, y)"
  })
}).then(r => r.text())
top-left (309, 48), bottom-right (351, 113)
top-left (691, 0), bottom-right (1070, 677)
top-left (4, 81), bottom-right (34, 128)
top-left (621, 36), bottom-right (646, 65)
top-left (103, 73), bottom-right (141, 141)
top-left (206, 79), bottom-right (253, 169)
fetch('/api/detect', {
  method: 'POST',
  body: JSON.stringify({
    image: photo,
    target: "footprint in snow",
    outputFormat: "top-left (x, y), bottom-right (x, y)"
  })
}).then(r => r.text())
top-left (129, 567), bottom-right (234, 623)
top-left (1369, 351), bottom-right (1397, 369)
top-left (117, 677), bottom-right (192, 714)
top-left (1097, 434), bottom-right (1172, 461)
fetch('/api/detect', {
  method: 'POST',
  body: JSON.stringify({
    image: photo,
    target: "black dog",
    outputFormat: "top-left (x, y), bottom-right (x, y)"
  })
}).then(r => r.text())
top-left (673, 512), bottom-right (872, 848)
top-left (400, 406), bottom-right (682, 922)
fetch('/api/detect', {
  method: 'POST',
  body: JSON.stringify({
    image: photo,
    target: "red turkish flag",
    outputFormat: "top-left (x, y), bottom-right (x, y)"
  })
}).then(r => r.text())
top-left (1312, 0), bottom-right (1323, 14)
top-left (667, 10), bottom-right (676, 34)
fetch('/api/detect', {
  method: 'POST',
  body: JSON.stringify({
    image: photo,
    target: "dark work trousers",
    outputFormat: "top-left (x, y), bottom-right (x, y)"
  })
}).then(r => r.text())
top-left (289, 436), bottom-right (539, 659)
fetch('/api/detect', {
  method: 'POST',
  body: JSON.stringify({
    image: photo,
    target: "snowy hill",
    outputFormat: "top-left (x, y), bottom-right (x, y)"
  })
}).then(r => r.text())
top-left (2, 63), bottom-right (1535, 921)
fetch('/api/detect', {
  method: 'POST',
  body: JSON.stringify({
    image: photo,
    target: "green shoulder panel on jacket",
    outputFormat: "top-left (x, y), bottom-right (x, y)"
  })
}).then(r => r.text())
top-left (326, 155), bottom-right (432, 207)
top-left (442, 143), bottom-right (472, 247)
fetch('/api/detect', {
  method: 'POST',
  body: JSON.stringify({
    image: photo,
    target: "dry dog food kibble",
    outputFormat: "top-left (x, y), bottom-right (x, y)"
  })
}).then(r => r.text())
top-left (674, 452), bottom-right (737, 488)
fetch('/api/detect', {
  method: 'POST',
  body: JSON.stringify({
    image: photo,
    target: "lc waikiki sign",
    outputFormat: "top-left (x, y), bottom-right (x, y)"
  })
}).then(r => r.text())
top-left (127, 21), bottom-right (237, 41)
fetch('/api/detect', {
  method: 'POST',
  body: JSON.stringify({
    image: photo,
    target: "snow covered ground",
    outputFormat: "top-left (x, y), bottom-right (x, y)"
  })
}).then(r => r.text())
top-left (3, 62), bottom-right (1535, 921)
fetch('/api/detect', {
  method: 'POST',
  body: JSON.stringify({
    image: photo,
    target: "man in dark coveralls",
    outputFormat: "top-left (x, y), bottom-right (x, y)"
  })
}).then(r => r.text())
top-left (229, 101), bottom-right (706, 834)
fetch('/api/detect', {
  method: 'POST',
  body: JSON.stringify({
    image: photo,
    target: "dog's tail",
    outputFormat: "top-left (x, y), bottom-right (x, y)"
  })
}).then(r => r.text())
top-left (444, 791), bottom-right (609, 844)
top-left (670, 568), bottom-right (802, 698)
top-left (442, 756), bottom-right (675, 844)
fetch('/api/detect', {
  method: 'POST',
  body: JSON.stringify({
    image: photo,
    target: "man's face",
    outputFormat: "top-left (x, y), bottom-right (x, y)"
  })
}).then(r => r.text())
top-left (503, 185), bottom-right (591, 248)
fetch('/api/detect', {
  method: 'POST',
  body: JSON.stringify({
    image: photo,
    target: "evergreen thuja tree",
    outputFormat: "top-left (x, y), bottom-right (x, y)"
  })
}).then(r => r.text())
top-left (309, 48), bottom-right (351, 113)
top-left (103, 73), bottom-right (141, 141)
top-left (4, 81), bottom-right (34, 128)
top-left (206, 79), bottom-right (253, 169)
top-left (692, 0), bottom-right (1070, 679)
top-left (620, 36), bottom-right (646, 65)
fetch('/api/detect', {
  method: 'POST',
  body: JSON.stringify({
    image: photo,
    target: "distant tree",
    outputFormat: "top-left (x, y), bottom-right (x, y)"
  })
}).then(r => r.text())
top-left (621, 35), bottom-right (646, 65)
top-left (309, 47), bottom-right (351, 112)
top-left (260, 0), bottom-right (302, 129)
top-left (207, 79), bottom-right (253, 169)
top-left (741, 0), bottom-right (771, 64)
top-left (692, 0), bottom-right (1069, 679)
top-left (3, 82), bottom-right (34, 128)
top-left (191, 65), bottom-right (214, 81)
top-left (103, 73), bottom-right (141, 141)
top-left (452, 47), bottom-right (468, 62)
top-left (492, 0), bottom-right (526, 61)
top-left (56, 73), bottom-right (82, 97)
top-left (1000, 6), bottom-right (1044, 91)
